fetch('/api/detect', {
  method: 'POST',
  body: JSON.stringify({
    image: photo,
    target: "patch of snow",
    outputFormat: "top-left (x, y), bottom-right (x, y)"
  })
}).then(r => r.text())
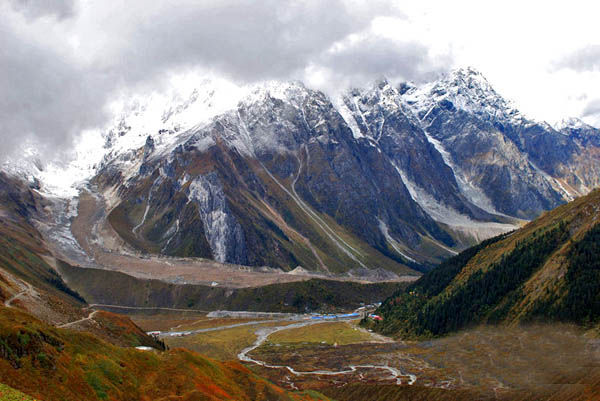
top-left (377, 218), bottom-right (416, 263)
top-left (187, 173), bottom-right (244, 263)
top-left (162, 218), bottom-right (180, 252)
top-left (404, 66), bottom-right (528, 127)
top-left (190, 135), bottom-right (216, 153)
top-left (351, 96), bottom-right (373, 137)
top-left (555, 117), bottom-right (594, 131)
top-left (32, 195), bottom-right (92, 265)
top-left (8, 130), bottom-right (106, 198)
top-left (333, 97), bottom-right (364, 139)
top-left (528, 161), bottom-right (575, 202)
top-left (393, 163), bottom-right (516, 242)
top-left (132, 175), bottom-right (164, 235)
top-left (177, 173), bottom-right (190, 189)
top-left (420, 130), bottom-right (502, 216)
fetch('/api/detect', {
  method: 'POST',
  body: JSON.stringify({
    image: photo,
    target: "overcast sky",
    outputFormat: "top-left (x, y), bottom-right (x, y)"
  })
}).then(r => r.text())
top-left (2, 0), bottom-right (600, 162)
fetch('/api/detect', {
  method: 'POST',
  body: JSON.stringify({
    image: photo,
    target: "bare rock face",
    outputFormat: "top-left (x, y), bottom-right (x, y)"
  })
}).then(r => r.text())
top-left (186, 172), bottom-right (246, 264)
top-left (403, 68), bottom-right (568, 219)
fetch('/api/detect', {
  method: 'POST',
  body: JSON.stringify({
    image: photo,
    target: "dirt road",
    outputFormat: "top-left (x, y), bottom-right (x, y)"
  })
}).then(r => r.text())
top-left (4, 281), bottom-right (36, 307)
top-left (57, 310), bottom-right (99, 328)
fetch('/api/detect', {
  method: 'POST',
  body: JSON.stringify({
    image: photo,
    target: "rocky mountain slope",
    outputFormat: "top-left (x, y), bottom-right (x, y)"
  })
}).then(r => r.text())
top-left (8, 68), bottom-right (600, 277)
top-left (372, 188), bottom-right (600, 338)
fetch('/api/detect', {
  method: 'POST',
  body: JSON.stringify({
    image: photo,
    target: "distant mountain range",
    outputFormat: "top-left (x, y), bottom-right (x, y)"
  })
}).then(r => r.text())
top-left (6, 67), bottom-right (600, 277)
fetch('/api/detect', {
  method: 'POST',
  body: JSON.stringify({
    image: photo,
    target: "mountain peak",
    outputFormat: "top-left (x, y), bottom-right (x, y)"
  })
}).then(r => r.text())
top-left (555, 117), bottom-right (595, 131)
top-left (447, 67), bottom-right (495, 93)
top-left (403, 66), bottom-right (522, 123)
top-left (374, 77), bottom-right (390, 89)
top-left (244, 80), bottom-right (310, 101)
top-left (451, 66), bottom-right (485, 78)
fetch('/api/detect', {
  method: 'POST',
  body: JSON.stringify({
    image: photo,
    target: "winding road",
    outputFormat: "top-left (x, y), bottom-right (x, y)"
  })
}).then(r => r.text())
top-left (4, 290), bottom-right (26, 307)
top-left (157, 319), bottom-right (283, 338)
top-left (149, 309), bottom-right (417, 386)
top-left (237, 319), bottom-right (417, 386)
top-left (2, 278), bottom-right (101, 330)
top-left (4, 280), bottom-right (36, 307)
top-left (58, 310), bottom-right (99, 328)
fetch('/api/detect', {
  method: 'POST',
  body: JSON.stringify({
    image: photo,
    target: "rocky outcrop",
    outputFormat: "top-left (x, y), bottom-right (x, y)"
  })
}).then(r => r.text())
top-left (186, 172), bottom-right (246, 264)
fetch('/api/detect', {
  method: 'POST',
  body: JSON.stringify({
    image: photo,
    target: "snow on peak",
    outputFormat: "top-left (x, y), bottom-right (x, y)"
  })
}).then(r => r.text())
top-left (448, 66), bottom-right (489, 86)
top-left (1, 76), bottom-right (252, 198)
top-left (555, 117), bottom-right (595, 131)
top-left (103, 77), bottom-right (249, 158)
top-left (240, 80), bottom-right (313, 108)
top-left (1, 133), bottom-right (105, 198)
top-left (403, 66), bottom-right (524, 124)
top-left (335, 76), bottom-right (421, 142)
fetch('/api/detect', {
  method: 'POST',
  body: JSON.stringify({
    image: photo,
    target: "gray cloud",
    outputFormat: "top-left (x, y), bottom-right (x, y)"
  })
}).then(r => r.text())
top-left (582, 99), bottom-right (600, 127)
top-left (0, 12), bottom-right (108, 160)
top-left (554, 45), bottom-right (600, 72)
top-left (583, 98), bottom-right (600, 117)
top-left (319, 36), bottom-right (450, 87)
top-left (0, 0), bottom-right (450, 162)
top-left (8, 0), bottom-right (76, 20)
top-left (109, 0), bottom-right (386, 82)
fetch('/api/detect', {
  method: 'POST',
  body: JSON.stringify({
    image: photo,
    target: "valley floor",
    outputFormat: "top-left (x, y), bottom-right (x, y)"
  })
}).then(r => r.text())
top-left (127, 309), bottom-right (600, 400)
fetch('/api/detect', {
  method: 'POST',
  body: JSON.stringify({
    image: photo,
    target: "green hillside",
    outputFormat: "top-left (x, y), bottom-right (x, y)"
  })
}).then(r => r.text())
top-left (371, 189), bottom-right (600, 338)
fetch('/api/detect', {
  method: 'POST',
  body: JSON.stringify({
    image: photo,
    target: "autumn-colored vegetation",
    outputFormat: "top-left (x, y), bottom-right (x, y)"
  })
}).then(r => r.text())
top-left (0, 383), bottom-right (38, 401)
top-left (0, 172), bottom-right (331, 400)
top-left (0, 306), bottom-right (328, 401)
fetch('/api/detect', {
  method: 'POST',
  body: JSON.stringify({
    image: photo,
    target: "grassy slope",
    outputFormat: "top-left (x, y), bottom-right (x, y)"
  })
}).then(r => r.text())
top-left (77, 310), bottom-right (166, 349)
top-left (267, 321), bottom-right (372, 346)
top-left (0, 233), bottom-right (85, 305)
top-left (0, 383), bottom-right (38, 401)
top-left (372, 189), bottom-right (600, 338)
top-left (58, 260), bottom-right (402, 313)
top-left (0, 177), bottom-right (85, 306)
top-left (0, 306), bottom-right (327, 401)
top-left (165, 324), bottom-right (262, 361)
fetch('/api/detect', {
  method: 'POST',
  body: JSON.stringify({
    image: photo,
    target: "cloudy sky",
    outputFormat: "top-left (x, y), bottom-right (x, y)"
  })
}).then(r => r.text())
top-left (2, 0), bottom-right (600, 162)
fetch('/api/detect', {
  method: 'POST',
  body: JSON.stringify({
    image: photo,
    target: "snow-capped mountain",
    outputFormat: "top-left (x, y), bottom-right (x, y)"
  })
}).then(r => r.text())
top-left (405, 67), bottom-right (526, 125)
top-left (402, 67), bottom-right (574, 216)
top-left (556, 117), bottom-right (600, 147)
top-left (4, 67), bottom-right (600, 276)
